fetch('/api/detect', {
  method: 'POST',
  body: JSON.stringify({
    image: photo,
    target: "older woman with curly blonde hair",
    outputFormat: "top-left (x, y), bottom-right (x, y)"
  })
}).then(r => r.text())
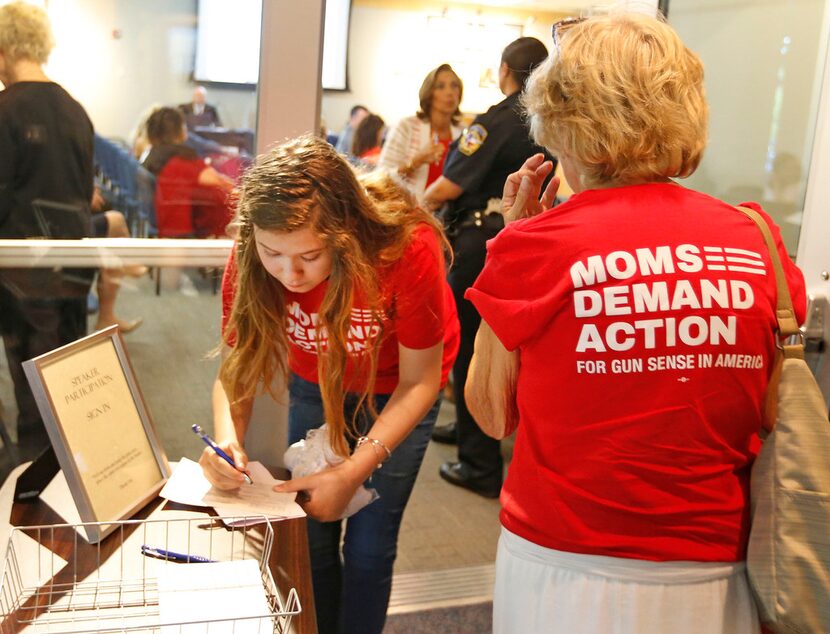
top-left (463, 12), bottom-right (806, 633)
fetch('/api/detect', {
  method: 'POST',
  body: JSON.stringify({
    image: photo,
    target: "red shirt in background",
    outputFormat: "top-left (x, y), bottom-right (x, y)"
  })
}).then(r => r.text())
top-left (467, 183), bottom-right (806, 563)
top-left (223, 224), bottom-right (459, 393)
top-left (359, 146), bottom-right (382, 167)
top-left (155, 156), bottom-right (233, 238)
top-left (426, 138), bottom-right (451, 190)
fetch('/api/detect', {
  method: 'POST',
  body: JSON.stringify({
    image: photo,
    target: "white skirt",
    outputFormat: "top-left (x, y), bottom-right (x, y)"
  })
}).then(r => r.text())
top-left (494, 527), bottom-right (760, 634)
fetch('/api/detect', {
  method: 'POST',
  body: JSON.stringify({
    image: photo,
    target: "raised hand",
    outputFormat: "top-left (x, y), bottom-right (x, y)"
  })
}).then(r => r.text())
top-left (502, 153), bottom-right (560, 223)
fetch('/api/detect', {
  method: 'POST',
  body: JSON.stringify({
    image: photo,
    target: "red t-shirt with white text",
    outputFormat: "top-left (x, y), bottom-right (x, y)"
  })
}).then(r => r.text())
top-left (466, 183), bottom-right (806, 563)
top-left (223, 224), bottom-right (459, 393)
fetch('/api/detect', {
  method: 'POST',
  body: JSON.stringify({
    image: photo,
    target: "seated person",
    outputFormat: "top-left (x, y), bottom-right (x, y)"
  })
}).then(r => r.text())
top-left (335, 104), bottom-right (369, 156)
top-left (141, 107), bottom-right (235, 238)
top-left (351, 114), bottom-right (386, 168)
top-left (132, 103), bottom-right (227, 162)
top-left (184, 130), bottom-right (228, 159)
top-left (179, 86), bottom-right (221, 129)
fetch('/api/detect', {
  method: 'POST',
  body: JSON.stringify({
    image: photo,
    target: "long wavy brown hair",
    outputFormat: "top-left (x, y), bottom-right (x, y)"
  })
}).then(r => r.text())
top-left (222, 134), bottom-right (446, 456)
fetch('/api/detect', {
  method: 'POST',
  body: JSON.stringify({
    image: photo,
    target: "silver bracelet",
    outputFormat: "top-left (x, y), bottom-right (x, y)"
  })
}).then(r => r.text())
top-left (356, 436), bottom-right (392, 469)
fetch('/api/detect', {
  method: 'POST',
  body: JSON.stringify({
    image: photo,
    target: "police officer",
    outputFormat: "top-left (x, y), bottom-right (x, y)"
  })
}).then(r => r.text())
top-left (424, 37), bottom-right (555, 498)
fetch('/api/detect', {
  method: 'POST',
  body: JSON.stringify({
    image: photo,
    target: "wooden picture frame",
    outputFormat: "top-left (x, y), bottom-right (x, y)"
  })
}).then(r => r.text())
top-left (23, 326), bottom-right (170, 543)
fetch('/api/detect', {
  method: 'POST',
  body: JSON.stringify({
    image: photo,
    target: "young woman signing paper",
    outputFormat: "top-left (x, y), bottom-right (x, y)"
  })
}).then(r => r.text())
top-left (198, 135), bottom-right (459, 634)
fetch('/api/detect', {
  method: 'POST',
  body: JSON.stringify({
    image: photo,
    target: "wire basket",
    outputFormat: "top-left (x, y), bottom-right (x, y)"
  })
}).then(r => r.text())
top-left (0, 516), bottom-right (301, 633)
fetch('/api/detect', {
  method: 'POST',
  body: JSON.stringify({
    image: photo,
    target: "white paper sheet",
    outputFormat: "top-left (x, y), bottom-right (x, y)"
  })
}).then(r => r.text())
top-left (157, 559), bottom-right (274, 633)
top-left (159, 459), bottom-right (305, 524)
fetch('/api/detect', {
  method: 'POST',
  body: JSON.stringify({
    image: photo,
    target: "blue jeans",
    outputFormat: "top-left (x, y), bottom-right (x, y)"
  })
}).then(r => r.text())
top-left (288, 374), bottom-right (440, 634)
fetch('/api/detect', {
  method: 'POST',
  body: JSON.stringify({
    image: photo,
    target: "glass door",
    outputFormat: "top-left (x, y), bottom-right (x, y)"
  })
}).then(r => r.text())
top-left (670, 0), bottom-right (830, 400)
top-left (670, 0), bottom-right (829, 257)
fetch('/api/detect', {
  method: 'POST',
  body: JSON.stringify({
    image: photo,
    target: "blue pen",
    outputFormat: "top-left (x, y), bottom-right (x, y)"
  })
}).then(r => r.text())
top-left (192, 424), bottom-right (253, 485)
top-left (141, 544), bottom-right (215, 563)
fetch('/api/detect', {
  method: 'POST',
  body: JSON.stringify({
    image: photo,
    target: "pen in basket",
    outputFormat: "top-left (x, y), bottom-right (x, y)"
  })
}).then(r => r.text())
top-left (141, 544), bottom-right (215, 563)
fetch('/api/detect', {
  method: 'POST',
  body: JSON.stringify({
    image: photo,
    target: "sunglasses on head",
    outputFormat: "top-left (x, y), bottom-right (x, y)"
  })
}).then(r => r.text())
top-left (551, 16), bottom-right (587, 53)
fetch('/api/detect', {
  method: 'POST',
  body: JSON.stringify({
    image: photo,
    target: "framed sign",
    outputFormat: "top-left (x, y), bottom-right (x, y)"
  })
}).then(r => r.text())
top-left (23, 326), bottom-right (171, 543)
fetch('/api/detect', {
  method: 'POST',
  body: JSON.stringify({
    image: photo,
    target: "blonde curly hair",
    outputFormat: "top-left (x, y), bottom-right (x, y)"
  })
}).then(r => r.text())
top-left (523, 12), bottom-right (708, 189)
top-left (0, 2), bottom-right (54, 66)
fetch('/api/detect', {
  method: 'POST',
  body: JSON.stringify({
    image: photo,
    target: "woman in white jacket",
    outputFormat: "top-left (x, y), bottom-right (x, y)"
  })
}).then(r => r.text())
top-left (379, 64), bottom-right (463, 198)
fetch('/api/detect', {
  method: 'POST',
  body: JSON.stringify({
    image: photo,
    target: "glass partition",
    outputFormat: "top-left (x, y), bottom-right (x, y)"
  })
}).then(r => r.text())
top-left (0, 0), bottom-right (259, 474)
top-left (0, 240), bottom-right (231, 470)
top-left (0, 0), bottom-right (324, 476)
top-left (46, 0), bottom-right (258, 241)
top-left (670, 0), bottom-right (830, 255)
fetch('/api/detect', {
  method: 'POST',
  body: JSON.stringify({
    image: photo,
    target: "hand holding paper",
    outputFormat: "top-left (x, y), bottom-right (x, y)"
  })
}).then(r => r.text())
top-left (274, 461), bottom-right (363, 522)
top-left (278, 424), bottom-right (378, 521)
top-left (159, 459), bottom-right (305, 525)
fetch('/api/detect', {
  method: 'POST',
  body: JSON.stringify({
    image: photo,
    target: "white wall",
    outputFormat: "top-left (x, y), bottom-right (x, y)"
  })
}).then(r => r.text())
top-left (43, 0), bottom-right (256, 141)
top-left (42, 0), bottom-right (564, 142)
top-left (321, 1), bottom-right (566, 133)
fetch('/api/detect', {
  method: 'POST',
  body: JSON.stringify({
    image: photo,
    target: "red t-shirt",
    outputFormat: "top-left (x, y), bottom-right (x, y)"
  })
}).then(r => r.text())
top-left (155, 156), bottom-right (233, 238)
top-left (359, 146), bottom-right (381, 166)
top-left (223, 224), bottom-right (459, 393)
top-left (466, 183), bottom-right (806, 563)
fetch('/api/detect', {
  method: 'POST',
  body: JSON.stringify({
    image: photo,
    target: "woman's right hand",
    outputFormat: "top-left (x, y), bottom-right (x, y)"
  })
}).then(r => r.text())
top-left (502, 153), bottom-right (559, 224)
top-left (198, 440), bottom-right (250, 490)
top-left (413, 142), bottom-right (444, 168)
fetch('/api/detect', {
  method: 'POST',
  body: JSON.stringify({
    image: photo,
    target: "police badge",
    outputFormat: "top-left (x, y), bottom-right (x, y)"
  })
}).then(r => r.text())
top-left (459, 124), bottom-right (488, 156)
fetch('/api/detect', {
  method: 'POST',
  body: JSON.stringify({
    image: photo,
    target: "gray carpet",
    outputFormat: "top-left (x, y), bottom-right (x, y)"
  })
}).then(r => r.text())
top-left (384, 602), bottom-right (492, 634)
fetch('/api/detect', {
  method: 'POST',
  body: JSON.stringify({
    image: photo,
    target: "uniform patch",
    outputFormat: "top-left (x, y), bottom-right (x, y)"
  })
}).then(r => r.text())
top-left (459, 124), bottom-right (488, 156)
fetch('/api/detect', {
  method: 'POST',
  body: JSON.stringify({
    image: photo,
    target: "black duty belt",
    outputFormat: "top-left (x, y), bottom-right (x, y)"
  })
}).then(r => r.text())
top-left (448, 208), bottom-right (504, 238)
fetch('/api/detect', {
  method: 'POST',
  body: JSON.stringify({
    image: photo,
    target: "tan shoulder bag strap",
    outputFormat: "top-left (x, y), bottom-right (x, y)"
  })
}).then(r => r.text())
top-left (735, 206), bottom-right (804, 430)
top-left (735, 206), bottom-right (800, 338)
